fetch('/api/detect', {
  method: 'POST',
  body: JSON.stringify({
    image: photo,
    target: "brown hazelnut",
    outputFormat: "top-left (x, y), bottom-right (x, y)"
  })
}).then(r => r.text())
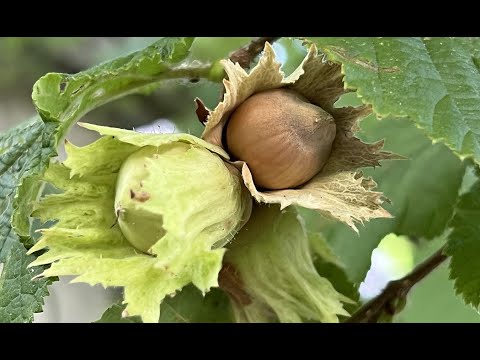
top-left (225, 88), bottom-right (336, 190)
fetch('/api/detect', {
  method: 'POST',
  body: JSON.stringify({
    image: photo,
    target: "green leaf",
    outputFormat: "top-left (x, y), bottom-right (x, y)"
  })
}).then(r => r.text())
top-left (96, 286), bottom-right (233, 323)
top-left (397, 236), bottom-right (480, 323)
top-left (0, 117), bottom-right (54, 322)
top-left (32, 37), bottom-right (198, 143)
top-left (301, 115), bottom-right (466, 284)
top-left (0, 240), bottom-right (50, 322)
top-left (159, 286), bottom-right (233, 323)
top-left (445, 167), bottom-right (480, 308)
top-left (310, 37), bottom-right (480, 162)
top-left (95, 303), bottom-right (142, 323)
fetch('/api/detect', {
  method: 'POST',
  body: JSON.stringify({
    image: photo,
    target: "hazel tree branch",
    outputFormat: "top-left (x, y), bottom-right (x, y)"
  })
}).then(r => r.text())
top-left (229, 37), bottom-right (281, 69)
top-left (346, 244), bottom-right (448, 323)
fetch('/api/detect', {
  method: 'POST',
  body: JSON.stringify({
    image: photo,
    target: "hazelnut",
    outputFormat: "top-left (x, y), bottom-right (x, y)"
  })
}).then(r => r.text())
top-left (114, 142), bottom-right (251, 254)
top-left (225, 88), bottom-right (336, 190)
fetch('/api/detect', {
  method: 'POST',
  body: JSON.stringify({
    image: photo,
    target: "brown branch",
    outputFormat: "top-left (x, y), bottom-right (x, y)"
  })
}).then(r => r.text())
top-left (229, 37), bottom-right (281, 69)
top-left (346, 244), bottom-right (448, 323)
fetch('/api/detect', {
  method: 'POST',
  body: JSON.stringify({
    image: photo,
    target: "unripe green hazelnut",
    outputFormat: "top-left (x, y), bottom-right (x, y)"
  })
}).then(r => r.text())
top-left (114, 144), bottom-right (183, 253)
top-left (114, 142), bottom-right (250, 254)
top-left (225, 88), bottom-right (336, 190)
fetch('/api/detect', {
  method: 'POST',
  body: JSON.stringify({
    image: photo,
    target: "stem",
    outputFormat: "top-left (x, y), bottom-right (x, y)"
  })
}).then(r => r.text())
top-left (229, 37), bottom-right (281, 69)
top-left (346, 244), bottom-right (448, 323)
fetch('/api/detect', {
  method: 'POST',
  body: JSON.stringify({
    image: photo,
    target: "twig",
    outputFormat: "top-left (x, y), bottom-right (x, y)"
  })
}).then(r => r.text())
top-left (346, 244), bottom-right (448, 323)
top-left (229, 37), bottom-right (281, 69)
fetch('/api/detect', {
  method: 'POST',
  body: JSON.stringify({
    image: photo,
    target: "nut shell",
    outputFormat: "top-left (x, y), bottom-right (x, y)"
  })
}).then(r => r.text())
top-left (226, 88), bottom-right (336, 190)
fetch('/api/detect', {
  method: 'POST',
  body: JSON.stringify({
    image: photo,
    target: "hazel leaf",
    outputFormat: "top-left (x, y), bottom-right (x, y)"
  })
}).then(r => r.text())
top-left (310, 37), bottom-right (480, 164)
top-left (0, 117), bottom-right (54, 322)
top-left (96, 286), bottom-right (233, 323)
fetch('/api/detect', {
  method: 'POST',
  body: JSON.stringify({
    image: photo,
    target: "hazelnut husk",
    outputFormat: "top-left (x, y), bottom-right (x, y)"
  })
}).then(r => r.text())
top-left (225, 88), bottom-right (336, 190)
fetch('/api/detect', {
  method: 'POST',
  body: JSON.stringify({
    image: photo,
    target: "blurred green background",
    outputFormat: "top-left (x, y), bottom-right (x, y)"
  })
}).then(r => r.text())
top-left (1, 37), bottom-right (478, 323)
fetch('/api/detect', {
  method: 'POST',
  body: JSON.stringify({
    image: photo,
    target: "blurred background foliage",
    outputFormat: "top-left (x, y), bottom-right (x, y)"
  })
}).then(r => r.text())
top-left (0, 37), bottom-right (478, 322)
